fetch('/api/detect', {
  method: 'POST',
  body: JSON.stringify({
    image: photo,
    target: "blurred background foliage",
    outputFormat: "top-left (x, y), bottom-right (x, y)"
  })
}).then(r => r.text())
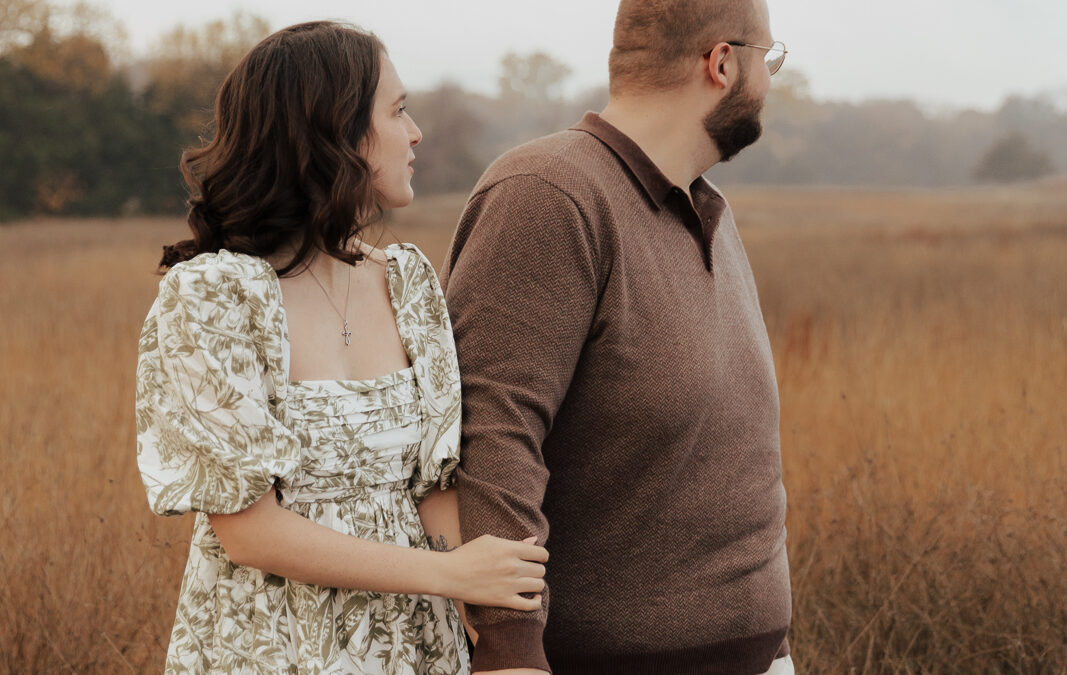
top-left (1, 0), bottom-right (1065, 220)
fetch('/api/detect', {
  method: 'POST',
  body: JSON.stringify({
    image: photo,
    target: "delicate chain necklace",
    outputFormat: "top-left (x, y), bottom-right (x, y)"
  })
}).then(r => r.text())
top-left (306, 262), bottom-right (353, 346)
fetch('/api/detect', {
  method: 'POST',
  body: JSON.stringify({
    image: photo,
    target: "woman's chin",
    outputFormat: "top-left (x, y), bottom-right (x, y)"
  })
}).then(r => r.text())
top-left (380, 187), bottom-right (415, 210)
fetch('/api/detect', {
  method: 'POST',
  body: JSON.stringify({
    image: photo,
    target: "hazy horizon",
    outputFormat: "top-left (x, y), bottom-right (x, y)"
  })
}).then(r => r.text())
top-left (49, 0), bottom-right (1067, 113)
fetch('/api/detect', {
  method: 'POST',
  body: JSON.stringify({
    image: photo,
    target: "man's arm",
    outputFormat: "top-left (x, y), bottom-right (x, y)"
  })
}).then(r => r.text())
top-left (442, 174), bottom-right (599, 673)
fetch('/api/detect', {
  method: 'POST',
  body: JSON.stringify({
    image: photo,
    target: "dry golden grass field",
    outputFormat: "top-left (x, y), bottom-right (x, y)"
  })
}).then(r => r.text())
top-left (1, 183), bottom-right (1065, 673)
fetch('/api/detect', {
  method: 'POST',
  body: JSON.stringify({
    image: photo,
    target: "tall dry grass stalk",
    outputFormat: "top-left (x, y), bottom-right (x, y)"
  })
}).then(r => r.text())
top-left (1, 185), bottom-right (1064, 673)
top-left (735, 186), bottom-right (1067, 672)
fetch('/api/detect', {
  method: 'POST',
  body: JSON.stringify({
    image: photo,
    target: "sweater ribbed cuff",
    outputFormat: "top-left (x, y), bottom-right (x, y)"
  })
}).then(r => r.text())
top-left (471, 618), bottom-right (551, 674)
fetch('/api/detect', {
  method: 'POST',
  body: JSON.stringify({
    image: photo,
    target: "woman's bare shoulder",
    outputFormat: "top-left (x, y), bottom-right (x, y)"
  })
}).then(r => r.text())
top-left (359, 244), bottom-right (390, 265)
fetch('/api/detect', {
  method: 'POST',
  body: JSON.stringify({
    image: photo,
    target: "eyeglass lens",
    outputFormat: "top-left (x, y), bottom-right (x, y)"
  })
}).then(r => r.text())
top-left (765, 42), bottom-right (785, 75)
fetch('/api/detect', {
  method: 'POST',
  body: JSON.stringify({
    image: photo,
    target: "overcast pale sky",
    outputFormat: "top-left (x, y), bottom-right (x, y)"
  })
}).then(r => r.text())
top-left (72, 0), bottom-right (1067, 111)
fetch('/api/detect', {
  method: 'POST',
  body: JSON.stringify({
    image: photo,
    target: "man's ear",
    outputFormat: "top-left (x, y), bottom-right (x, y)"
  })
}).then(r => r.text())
top-left (705, 43), bottom-right (733, 90)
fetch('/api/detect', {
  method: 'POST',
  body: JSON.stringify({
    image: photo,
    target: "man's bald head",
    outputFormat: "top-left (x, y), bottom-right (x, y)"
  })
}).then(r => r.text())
top-left (609, 0), bottom-right (760, 96)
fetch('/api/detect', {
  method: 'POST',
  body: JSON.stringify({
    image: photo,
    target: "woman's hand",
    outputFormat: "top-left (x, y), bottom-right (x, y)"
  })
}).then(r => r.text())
top-left (437, 535), bottom-right (548, 610)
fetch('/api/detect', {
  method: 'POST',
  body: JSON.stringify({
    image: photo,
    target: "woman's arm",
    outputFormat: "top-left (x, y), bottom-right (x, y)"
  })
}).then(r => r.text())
top-left (418, 485), bottom-right (462, 554)
top-left (208, 488), bottom-right (547, 609)
top-left (418, 486), bottom-right (497, 641)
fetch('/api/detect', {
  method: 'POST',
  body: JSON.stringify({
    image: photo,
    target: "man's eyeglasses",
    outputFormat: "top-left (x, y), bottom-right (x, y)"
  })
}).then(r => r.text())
top-left (726, 40), bottom-right (788, 75)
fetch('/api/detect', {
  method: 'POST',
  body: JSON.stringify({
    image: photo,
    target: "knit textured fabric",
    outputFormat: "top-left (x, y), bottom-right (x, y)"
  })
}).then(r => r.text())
top-left (440, 113), bottom-right (791, 675)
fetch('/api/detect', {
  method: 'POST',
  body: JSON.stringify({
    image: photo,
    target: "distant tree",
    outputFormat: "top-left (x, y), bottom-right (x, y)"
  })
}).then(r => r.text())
top-left (498, 51), bottom-right (572, 103)
top-left (995, 95), bottom-right (1061, 130)
top-left (768, 70), bottom-right (811, 104)
top-left (0, 0), bottom-right (46, 53)
top-left (972, 131), bottom-right (1055, 183)
top-left (13, 26), bottom-right (110, 93)
top-left (568, 85), bottom-right (609, 117)
top-left (993, 94), bottom-right (1067, 171)
top-left (406, 83), bottom-right (490, 194)
top-left (491, 51), bottom-right (574, 150)
top-left (141, 12), bottom-right (270, 137)
top-left (1, 0), bottom-right (125, 57)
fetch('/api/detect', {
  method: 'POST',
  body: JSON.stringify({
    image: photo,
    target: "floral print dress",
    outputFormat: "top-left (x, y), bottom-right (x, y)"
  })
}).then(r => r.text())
top-left (135, 243), bottom-right (470, 674)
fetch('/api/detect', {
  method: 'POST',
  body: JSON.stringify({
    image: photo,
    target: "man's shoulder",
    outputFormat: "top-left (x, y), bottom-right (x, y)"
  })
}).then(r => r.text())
top-left (472, 127), bottom-right (620, 201)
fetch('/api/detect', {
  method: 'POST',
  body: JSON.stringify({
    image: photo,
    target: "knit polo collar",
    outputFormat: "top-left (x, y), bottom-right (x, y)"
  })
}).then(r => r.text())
top-left (571, 111), bottom-right (677, 208)
top-left (570, 112), bottom-right (728, 271)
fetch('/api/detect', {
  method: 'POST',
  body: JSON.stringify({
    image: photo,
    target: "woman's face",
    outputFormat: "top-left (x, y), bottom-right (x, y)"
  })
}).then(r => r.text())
top-left (364, 54), bottom-right (422, 209)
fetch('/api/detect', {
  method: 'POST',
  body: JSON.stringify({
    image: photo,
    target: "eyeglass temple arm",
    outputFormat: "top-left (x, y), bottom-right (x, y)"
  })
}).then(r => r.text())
top-left (726, 40), bottom-right (787, 53)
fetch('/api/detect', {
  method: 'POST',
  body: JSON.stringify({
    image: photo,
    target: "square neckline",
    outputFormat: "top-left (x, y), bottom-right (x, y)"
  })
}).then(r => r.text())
top-left (264, 243), bottom-right (414, 387)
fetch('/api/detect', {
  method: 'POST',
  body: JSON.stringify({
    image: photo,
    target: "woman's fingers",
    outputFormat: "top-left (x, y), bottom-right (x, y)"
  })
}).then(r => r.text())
top-left (516, 577), bottom-right (546, 594)
top-left (516, 542), bottom-right (549, 563)
top-left (517, 561), bottom-right (546, 578)
top-left (509, 594), bottom-right (543, 611)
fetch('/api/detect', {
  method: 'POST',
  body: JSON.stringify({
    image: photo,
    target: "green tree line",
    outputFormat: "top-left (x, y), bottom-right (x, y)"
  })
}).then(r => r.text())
top-left (0, 2), bottom-right (272, 219)
top-left (1, 1), bottom-right (1063, 221)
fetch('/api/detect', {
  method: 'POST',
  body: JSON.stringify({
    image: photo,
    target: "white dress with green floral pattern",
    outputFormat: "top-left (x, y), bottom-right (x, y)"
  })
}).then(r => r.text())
top-left (135, 243), bottom-right (470, 674)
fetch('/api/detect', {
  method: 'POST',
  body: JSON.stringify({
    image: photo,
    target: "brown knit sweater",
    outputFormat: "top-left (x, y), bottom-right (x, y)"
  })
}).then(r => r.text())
top-left (440, 112), bottom-right (791, 675)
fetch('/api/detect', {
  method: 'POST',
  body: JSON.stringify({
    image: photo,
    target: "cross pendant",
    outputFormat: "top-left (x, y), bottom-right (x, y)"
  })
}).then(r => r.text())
top-left (342, 320), bottom-right (352, 346)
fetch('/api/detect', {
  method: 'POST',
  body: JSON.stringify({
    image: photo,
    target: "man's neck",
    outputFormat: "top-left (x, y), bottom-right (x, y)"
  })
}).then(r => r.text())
top-left (600, 96), bottom-right (720, 197)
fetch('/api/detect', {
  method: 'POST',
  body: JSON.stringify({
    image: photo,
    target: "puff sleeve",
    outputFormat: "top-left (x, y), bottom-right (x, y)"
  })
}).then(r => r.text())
top-left (387, 244), bottom-right (462, 504)
top-left (135, 252), bottom-right (301, 516)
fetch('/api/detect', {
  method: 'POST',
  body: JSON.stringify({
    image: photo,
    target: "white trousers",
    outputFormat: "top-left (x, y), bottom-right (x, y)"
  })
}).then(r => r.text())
top-left (760, 655), bottom-right (795, 675)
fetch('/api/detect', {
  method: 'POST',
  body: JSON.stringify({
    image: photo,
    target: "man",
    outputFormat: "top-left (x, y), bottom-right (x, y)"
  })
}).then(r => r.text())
top-left (440, 1), bottom-right (793, 673)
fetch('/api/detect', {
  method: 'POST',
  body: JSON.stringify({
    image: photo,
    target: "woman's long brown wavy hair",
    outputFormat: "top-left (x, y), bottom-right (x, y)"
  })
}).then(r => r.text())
top-left (160, 21), bottom-right (384, 276)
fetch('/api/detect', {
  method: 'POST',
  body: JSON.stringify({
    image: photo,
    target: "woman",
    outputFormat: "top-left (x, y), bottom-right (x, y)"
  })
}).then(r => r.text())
top-left (135, 21), bottom-right (547, 673)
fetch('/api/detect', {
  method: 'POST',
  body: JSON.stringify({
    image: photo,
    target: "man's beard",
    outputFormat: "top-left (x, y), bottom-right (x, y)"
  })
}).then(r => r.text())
top-left (703, 76), bottom-right (764, 162)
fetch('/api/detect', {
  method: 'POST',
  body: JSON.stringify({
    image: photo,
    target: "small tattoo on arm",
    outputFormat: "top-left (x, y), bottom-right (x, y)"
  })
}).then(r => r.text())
top-left (427, 534), bottom-right (457, 552)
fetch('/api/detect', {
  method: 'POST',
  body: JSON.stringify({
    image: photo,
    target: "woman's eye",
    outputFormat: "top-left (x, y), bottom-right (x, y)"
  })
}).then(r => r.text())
top-left (397, 105), bottom-right (407, 116)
